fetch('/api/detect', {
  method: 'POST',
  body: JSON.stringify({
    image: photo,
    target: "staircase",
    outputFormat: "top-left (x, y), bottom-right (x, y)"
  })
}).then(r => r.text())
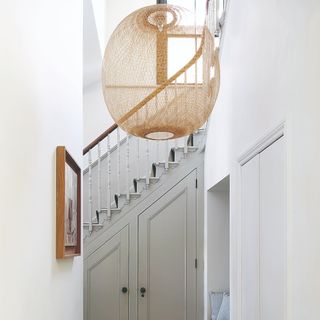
top-left (82, 0), bottom-right (226, 241)
top-left (83, 126), bottom-right (206, 240)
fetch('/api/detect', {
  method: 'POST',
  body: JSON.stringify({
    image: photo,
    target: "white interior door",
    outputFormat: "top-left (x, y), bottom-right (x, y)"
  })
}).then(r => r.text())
top-left (85, 226), bottom-right (129, 320)
top-left (260, 137), bottom-right (285, 320)
top-left (241, 155), bottom-right (260, 320)
top-left (241, 137), bottom-right (285, 320)
top-left (138, 171), bottom-right (197, 320)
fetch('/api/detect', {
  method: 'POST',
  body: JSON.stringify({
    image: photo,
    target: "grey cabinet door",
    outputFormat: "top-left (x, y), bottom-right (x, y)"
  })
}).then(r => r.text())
top-left (138, 171), bottom-right (197, 320)
top-left (85, 226), bottom-right (129, 320)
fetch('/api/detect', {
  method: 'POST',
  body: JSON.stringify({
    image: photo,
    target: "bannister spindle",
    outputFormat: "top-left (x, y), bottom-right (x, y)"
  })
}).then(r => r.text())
top-left (165, 140), bottom-right (169, 171)
top-left (184, 135), bottom-right (188, 157)
top-left (215, 0), bottom-right (220, 32)
top-left (174, 79), bottom-right (178, 136)
top-left (174, 78), bottom-right (178, 99)
top-left (156, 141), bottom-right (160, 164)
top-left (194, 0), bottom-right (198, 89)
top-left (117, 127), bottom-right (120, 196)
top-left (164, 87), bottom-right (169, 127)
top-left (126, 134), bottom-right (130, 203)
top-left (184, 71), bottom-right (188, 116)
top-left (146, 139), bottom-right (150, 188)
top-left (106, 135), bottom-right (111, 221)
top-left (88, 150), bottom-right (93, 233)
top-left (137, 138), bottom-right (140, 179)
top-left (97, 142), bottom-right (102, 214)
top-left (183, 70), bottom-right (188, 159)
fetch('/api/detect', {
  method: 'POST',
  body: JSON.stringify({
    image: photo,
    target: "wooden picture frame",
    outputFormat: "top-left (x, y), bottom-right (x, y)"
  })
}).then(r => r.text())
top-left (56, 146), bottom-right (81, 259)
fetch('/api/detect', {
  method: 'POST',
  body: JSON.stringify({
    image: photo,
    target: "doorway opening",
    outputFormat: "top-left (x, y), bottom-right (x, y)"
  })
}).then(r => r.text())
top-left (206, 175), bottom-right (230, 320)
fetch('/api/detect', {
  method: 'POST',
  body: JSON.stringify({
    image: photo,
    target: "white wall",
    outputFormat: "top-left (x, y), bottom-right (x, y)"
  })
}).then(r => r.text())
top-left (0, 1), bottom-right (83, 319)
top-left (205, 0), bottom-right (320, 318)
top-left (83, 82), bottom-right (114, 146)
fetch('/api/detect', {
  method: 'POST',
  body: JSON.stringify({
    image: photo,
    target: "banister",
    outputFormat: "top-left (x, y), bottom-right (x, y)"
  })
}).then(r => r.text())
top-left (83, 123), bottom-right (118, 155)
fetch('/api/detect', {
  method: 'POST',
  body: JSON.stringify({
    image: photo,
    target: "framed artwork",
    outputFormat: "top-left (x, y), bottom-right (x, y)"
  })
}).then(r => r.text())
top-left (56, 146), bottom-right (81, 259)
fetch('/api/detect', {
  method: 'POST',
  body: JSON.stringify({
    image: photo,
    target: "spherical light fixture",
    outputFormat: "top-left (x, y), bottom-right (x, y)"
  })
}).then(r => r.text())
top-left (102, 4), bottom-right (220, 140)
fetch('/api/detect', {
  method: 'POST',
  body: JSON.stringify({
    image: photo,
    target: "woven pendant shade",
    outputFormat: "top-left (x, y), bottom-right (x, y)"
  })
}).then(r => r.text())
top-left (102, 4), bottom-right (220, 140)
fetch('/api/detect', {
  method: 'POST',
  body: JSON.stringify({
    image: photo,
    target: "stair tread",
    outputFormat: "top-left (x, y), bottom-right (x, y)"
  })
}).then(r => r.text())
top-left (83, 222), bottom-right (103, 227)
top-left (175, 146), bottom-right (198, 151)
top-left (156, 161), bottom-right (180, 167)
top-left (83, 127), bottom-right (205, 239)
top-left (119, 192), bottom-right (141, 197)
top-left (100, 207), bottom-right (121, 212)
top-left (158, 161), bottom-right (179, 164)
top-left (136, 176), bottom-right (160, 181)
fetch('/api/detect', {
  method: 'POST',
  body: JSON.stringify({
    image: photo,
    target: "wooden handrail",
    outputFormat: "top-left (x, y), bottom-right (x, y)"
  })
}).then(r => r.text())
top-left (83, 123), bottom-right (118, 155)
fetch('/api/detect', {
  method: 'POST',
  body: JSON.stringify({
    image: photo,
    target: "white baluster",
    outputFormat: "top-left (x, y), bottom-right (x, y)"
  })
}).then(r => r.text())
top-left (106, 135), bottom-right (111, 221)
top-left (164, 87), bottom-right (169, 126)
top-left (88, 150), bottom-right (93, 233)
top-left (184, 136), bottom-right (188, 158)
top-left (184, 71), bottom-right (188, 132)
top-left (97, 142), bottom-right (102, 214)
top-left (194, 20), bottom-right (198, 111)
top-left (126, 134), bottom-right (130, 203)
top-left (146, 139), bottom-right (150, 188)
top-left (165, 140), bottom-right (169, 171)
top-left (156, 140), bottom-right (160, 164)
top-left (174, 78), bottom-right (178, 100)
top-left (117, 127), bottom-right (120, 196)
top-left (174, 79), bottom-right (178, 134)
top-left (215, 0), bottom-right (220, 32)
top-left (194, 0), bottom-right (198, 87)
top-left (137, 138), bottom-right (140, 179)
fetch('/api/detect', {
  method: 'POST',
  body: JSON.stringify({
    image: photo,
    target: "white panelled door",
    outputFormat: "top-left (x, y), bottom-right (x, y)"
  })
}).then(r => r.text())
top-left (241, 155), bottom-right (260, 320)
top-left (85, 226), bottom-right (129, 320)
top-left (260, 138), bottom-right (285, 320)
top-left (138, 171), bottom-right (197, 320)
top-left (241, 137), bottom-right (285, 320)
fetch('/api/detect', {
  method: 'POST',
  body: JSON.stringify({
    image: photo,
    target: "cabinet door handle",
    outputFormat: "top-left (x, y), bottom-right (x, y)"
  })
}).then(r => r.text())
top-left (122, 287), bottom-right (128, 294)
top-left (140, 287), bottom-right (146, 297)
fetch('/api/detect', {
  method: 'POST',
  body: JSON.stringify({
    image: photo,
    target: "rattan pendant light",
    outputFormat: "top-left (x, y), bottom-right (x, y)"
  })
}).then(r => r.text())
top-left (102, 1), bottom-right (220, 140)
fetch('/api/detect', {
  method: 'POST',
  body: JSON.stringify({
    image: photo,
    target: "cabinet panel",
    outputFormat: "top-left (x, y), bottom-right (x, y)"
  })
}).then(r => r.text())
top-left (85, 227), bottom-right (129, 320)
top-left (138, 171), bottom-right (197, 320)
